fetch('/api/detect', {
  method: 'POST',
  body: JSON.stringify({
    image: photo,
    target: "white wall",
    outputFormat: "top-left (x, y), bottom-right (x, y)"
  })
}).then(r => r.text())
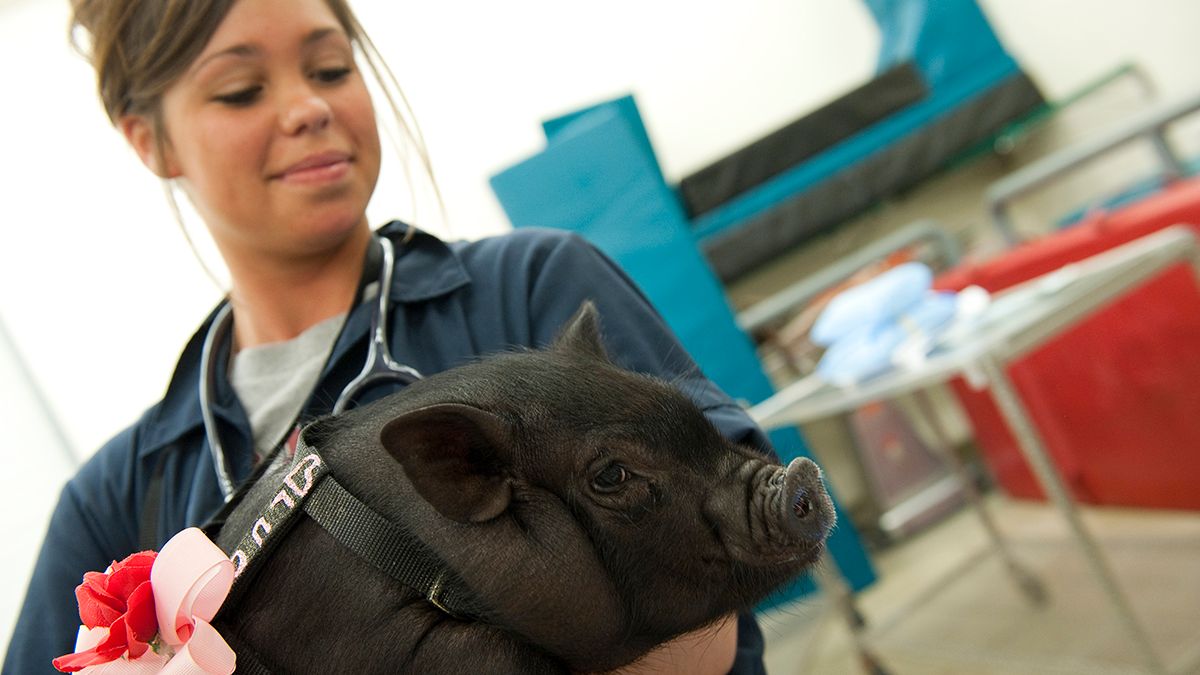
top-left (3, 0), bottom-right (1200, 657)
top-left (981, 0), bottom-right (1200, 101)
top-left (0, 318), bottom-right (75, 661)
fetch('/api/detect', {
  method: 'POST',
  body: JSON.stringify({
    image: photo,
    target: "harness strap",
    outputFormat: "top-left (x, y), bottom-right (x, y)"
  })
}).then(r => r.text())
top-left (225, 449), bottom-right (327, 602)
top-left (202, 443), bottom-right (290, 543)
top-left (222, 434), bottom-right (486, 624)
top-left (303, 476), bottom-right (486, 620)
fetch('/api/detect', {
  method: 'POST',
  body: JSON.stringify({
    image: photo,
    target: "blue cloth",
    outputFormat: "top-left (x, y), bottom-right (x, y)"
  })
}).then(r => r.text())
top-left (4, 223), bottom-right (770, 674)
top-left (811, 262), bottom-right (934, 346)
top-left (813, 263), bottom-right (960, 384)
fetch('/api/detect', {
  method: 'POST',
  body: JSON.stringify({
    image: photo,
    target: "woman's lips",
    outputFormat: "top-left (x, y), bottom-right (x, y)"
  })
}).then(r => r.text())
top-left (274, 152), bottom-right (352, 185)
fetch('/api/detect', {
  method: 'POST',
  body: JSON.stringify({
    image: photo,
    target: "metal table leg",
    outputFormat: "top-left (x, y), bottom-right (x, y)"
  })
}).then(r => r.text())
top-left (811, 552), bottom-right (891, 675)
top-left (910, 389), bottom-right (1047, 606)
top-left (977, 356), bottom-right (1167, 674)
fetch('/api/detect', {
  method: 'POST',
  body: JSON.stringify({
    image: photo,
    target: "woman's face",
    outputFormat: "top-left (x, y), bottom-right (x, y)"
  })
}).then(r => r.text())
top-left (147, 0), bottom-right (381, 262)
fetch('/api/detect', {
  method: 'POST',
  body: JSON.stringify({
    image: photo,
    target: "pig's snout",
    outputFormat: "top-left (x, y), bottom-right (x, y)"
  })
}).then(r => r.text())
top-left (792, 487), bottom-right (812, 519)
top-left (705, 454), bottom-right (836, 568)
top-left (775, 458), bottom-right (834, 542)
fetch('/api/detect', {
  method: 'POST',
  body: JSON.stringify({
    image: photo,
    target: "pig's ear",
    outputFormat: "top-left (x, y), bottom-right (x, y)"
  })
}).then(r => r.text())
top-left (380, 403), bottom-right (513, 523)
top-left (553, 300), bottom-right (609, 361)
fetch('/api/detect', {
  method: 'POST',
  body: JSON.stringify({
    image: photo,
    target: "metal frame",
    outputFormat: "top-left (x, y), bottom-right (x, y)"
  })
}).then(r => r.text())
top-left (987, 91), bottom-right (1200, 245)
top-left (753, 225), bottom-right (1200, 674)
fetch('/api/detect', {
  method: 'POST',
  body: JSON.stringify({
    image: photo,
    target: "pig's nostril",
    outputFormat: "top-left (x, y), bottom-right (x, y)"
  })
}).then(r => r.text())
top-left (792, 488), bottom-right (812, 519)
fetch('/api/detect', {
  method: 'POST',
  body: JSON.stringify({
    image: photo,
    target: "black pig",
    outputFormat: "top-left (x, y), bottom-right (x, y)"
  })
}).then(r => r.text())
top-left (210, 302), bottom-right (834, 673)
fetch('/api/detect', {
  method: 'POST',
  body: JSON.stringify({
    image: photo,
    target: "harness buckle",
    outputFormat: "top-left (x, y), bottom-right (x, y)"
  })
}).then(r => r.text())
top-left (427, 572), bottom-right (454, 616)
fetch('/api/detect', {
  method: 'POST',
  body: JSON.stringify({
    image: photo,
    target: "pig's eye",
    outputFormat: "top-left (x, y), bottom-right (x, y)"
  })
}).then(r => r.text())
top-left (592, 463), bottom-right (630, 492)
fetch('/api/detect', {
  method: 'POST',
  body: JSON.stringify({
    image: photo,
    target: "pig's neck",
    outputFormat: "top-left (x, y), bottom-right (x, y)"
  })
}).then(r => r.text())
top-left (300, 409), bottom-right (642, 671)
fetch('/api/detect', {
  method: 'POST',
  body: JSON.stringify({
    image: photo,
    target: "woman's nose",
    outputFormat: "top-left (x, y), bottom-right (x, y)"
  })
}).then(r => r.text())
top-left (281, 92), bottom-right (332, 135)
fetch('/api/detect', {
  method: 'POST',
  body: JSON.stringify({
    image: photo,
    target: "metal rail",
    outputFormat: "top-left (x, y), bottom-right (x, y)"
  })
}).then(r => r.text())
top-left (988, 90), bottom-right (1200, 245)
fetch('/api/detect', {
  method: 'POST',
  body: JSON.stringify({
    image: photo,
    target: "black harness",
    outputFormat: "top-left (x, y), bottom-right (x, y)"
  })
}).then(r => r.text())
top-left (224, 432), bottom-right (485, 617)
top-left (210, 431), bottom-right (487, 673)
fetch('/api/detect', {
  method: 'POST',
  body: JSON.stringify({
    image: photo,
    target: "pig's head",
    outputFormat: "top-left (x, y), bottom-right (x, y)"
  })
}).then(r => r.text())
top-left (366, 302), bottom-right (835, 669)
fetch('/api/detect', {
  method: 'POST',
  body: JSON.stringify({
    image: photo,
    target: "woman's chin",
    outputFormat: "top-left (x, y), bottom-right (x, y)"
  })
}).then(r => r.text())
top-left (292, 214), bottom-right (372, 255)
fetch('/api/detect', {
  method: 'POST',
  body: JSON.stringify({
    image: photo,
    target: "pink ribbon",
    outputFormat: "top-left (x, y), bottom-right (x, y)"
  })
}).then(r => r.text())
top-left (66, 634), bottom-right (170, 675)
top-left (70, 528), bottom-right (236, 675)
top-left (150, 528), bottom-right (236, 675)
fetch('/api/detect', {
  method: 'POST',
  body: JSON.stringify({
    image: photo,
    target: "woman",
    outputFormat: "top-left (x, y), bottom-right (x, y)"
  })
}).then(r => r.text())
top-left (4, 0), bottom-right (771, 672)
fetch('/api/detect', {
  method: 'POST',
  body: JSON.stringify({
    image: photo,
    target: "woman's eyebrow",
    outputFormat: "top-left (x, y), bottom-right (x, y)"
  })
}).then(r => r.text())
top-left (302, 27), bottom-right (344, 48)
top-left (192, 44), bottom-right (259, 77)
top-left (190, 27), bottom-right (347, 77)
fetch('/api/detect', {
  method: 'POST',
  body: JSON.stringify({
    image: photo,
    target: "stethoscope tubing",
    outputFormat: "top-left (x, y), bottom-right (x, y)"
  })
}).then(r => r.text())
top-left (200, 234), bottom-right (423, 502)
top-left (199, 302), bottom-right (238, 502)
top-left (333, 236), bottom-right (422, 414)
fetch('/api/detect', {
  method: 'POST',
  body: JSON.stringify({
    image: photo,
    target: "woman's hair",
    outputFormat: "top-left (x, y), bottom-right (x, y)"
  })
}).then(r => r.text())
top-left (68, 0), bottom-right (426, 152)
top-left (69, 0), bottom-right (442, 280)
top-left (71, 0), bottom-right (228, 124)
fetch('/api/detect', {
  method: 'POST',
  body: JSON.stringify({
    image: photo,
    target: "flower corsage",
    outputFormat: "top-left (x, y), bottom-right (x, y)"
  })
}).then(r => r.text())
top-left (52, 527), bottom-right (236, 674)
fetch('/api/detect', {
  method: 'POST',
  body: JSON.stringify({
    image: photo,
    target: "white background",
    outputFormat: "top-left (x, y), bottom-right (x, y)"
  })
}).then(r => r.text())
top-left (3, 0), bottom-right (1199, 656)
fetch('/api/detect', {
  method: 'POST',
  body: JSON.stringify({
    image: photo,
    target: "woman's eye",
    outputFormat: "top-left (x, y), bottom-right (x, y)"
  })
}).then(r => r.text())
top-left (592, 464), bottom-right (630, 492)
top-left (313, 67), bottom-right (352, 84)
top-left (213, 86), bottom-right (261, 106)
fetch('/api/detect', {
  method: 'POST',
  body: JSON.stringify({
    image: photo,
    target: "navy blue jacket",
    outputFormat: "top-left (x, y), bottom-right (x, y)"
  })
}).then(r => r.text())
top-left (4, 224), bottom-right (768, 674)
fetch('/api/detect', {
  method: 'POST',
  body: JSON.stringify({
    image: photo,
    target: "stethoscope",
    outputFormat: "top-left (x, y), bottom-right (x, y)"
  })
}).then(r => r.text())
top-left (199, 235), bottom-right (423, 502)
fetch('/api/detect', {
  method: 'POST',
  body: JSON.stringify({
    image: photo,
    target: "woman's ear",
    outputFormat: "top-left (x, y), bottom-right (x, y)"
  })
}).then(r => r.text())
top-left (118, 114), bottom-right (180, 178)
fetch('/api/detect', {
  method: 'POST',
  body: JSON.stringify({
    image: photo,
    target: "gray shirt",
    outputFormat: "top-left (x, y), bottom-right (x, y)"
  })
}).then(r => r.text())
top-left (230, 312), bottom-right (346, 461)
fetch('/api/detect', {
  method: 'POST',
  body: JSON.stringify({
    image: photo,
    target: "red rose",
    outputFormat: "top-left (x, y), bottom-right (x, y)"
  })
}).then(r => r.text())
top-left (52, 551), bottom-right (159, 672)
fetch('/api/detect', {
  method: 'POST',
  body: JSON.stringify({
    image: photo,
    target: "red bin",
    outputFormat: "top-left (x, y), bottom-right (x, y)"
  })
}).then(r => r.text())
top-left (933, 178), bottom-right (1200, 510)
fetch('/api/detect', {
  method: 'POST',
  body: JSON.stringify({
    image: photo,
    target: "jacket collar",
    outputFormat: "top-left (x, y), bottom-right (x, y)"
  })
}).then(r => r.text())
top-left (139, 222), bottom-right (471, 457)
top-left (377, 221), bottom-right (471, 302)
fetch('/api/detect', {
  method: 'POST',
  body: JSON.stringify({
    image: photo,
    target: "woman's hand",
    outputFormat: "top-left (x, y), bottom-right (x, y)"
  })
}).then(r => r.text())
top-left (598, 614), bottom-right (739, 675)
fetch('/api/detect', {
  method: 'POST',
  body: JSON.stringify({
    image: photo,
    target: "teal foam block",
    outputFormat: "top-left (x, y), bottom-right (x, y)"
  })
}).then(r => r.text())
top-left (490, 100), bottom-right (876, 604)
top-left (866, 0), bottom-right (1012, 87)
top-left (691, 57), bottom-right (1022, 243)
top-left (692, 0), bottom-right (1030, 244)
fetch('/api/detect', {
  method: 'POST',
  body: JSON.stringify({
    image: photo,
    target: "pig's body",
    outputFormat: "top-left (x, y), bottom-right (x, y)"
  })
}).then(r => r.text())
top-left (211, 304), bottom-right (833, 673)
